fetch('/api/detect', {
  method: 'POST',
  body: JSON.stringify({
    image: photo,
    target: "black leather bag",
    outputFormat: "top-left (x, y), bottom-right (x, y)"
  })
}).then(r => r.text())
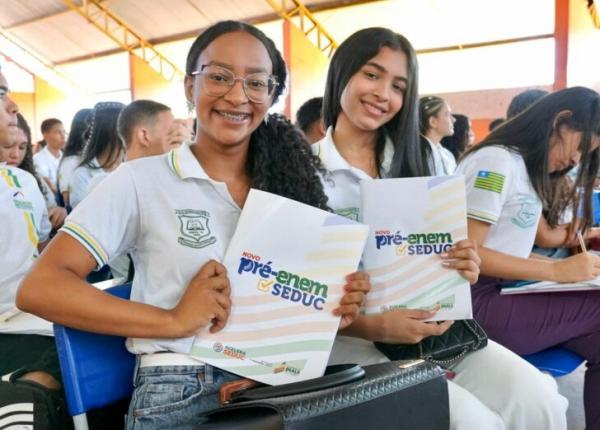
top-left (198, 360), bottom-right (449, 430)
top-left (375, 319), bottom-right (488, 367)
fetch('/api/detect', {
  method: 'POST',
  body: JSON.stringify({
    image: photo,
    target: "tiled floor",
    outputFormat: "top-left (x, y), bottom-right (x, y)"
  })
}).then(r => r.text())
top-left (556, 363), bottom-right (586, 430)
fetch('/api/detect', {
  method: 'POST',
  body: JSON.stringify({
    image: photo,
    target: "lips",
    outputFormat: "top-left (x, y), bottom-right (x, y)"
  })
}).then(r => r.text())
top-left (214, 109), bottom-right (251, 123)
top-left (361, 100), bottom-right (387, 116)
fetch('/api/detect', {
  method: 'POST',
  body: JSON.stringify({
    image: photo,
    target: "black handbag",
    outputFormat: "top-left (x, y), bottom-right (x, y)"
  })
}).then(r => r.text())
top-left (375, 319), bottom-right (488, 367)
top-left (198, 360), bottom-right (449, 430)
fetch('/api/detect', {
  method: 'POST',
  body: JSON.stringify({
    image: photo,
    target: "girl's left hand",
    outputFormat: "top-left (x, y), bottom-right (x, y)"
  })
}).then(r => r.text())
top-left (334, 271), bottom-right (371, 330)
top-left (441, 239), bottom-right (481, 284)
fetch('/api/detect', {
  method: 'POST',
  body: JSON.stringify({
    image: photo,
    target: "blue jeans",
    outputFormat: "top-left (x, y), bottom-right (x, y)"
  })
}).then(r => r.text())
top-left (125, 360), bottom-right (239, 430)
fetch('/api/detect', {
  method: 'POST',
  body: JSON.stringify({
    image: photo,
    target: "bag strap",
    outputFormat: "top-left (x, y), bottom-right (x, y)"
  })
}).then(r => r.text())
top-left (232, 364), bottom-right (365, 403)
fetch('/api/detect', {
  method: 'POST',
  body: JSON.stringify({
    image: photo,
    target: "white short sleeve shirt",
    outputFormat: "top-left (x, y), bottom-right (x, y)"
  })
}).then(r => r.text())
top-left (455, 146), bottom-right (542, 258)
top-left (61, 143), bottom-right (242, 354)
top-left (58, 155), bottom-right (80, 195)
top-left (312, 127), bottom-right (394, 221)
top-left (0, 165), bottom-right (50, 317)
top-left (33, 146), bottom-right (61, 189)
top-left (69, 160), bottom-right (107, 208)
top-left (425, 137), bottom-right (456, 176)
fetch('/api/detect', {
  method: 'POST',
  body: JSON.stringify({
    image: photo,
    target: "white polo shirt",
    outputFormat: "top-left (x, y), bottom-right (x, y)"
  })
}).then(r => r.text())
top-left (312, 128), bottom-right (395, 365)
top-left (58, 155), bottom-right (80, 195)
top-left (312, 127), bottom-right (394, 221)
top-left (61, 143), bottom-right (242, 355)
top-left (0, 165), bottom-right (51, 318)
top-left (455, 146), bottom-right (542, 258)
top-left (69, 159), bottom-right (108, 208)
top-left (33, 146), bottom-right (61, 189)
top-left (425, 137), bottom-right (456, 176)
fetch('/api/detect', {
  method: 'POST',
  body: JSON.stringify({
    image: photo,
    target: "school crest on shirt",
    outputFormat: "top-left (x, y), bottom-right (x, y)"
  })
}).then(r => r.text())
top-left (511, 194), bottom-right (540, 229)
top-left (176, 209), bottom-right (217, 249)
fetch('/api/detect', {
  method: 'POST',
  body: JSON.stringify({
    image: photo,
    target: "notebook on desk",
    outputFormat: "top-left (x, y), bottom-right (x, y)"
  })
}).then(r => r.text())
top-left (499, 278), bottom-right (600, 295)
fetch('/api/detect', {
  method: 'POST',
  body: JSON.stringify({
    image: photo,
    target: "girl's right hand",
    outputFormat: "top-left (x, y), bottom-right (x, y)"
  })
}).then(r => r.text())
top-left (379, 308), bottom-right (454, 344)
top-left (552, 252), bottom-right (600, 282)
top-left (170, 260), bottom-right (232, 337)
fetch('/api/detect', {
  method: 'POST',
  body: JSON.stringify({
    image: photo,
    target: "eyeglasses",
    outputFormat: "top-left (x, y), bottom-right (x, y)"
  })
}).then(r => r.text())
top-left (191, 64), bottom-right (278, 104)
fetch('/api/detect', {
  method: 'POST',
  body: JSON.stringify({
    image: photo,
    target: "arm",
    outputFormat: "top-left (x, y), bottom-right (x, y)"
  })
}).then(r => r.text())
top-left (17, 232), bottom-right (232, 338)
top-left (535, 215), bottom-right (569, 248)
top-left (469, 218), bottom-right (600, 282)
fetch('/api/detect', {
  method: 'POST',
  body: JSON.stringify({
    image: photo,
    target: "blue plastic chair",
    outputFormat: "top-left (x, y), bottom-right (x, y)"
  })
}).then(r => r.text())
top-left (53, 283), bottom-right (136, 430)
top-left (522, 347), bottom-right (585, 377)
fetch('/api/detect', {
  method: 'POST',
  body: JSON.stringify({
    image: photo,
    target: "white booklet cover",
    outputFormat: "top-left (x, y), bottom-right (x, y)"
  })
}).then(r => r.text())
top-left (361, 176), bottom-right (472, 321)
top-left (190, 189), bottom-right (369, 385)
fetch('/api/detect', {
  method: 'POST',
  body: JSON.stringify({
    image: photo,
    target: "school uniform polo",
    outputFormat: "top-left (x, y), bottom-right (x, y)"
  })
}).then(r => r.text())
top-left (0, 165), bottom-right (51, 318)
top-left (425, 137), bottom-right (456, 175)
top-left (69, 159), bottom-right (108, 208)
top-left (57, 155), bottom-right (80, 195)
top-left (312, 127), bottom-right (393, 221)
top-left (455, 146), bottom-right (542, 258)
top-left (61, 143), bottom-right (242, 355)
top-left (33, 146), bottom-right (61, 189)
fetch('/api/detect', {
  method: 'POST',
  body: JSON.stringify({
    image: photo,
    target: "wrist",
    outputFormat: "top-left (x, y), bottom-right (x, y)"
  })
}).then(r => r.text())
top-left (549, 260), bottom-right (562, 282)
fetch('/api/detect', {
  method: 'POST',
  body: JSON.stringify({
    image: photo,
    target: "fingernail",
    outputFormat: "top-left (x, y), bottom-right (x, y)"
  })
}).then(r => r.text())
top-left (440, 253), bottom-right (449, 258)
top-left (441, 261), bottom-right (450, 267)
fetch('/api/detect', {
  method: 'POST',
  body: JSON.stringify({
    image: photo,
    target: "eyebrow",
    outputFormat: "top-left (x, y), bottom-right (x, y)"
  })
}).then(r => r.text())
top-left (206, 61), bottom-right (269, 74)
top-left (365, 61), bottom-right (408, 83)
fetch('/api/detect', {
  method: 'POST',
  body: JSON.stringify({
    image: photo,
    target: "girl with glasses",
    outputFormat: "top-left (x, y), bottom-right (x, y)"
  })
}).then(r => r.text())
top-left (314, 27), bottom-right (568, 429)
top-left (17, 21), bottom-right (369, 430)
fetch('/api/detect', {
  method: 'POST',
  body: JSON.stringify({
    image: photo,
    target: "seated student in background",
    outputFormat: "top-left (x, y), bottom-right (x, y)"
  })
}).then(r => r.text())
top-left (488, 118), bottom-right (504, 131)
top-left (33, 118), bottom-right (66, 200)
top-left (17, 21), bottom-right (369, 430)
top-left (313, 26), bottom-right (567, 430)
top-left (456, 86), bottom-right (600, 429)
top-left (419, 95), bottom-right (457, 175)
top-left (117, 99), bottom-right (191, 161)
top-left (295, 96), bottom-right (326, 144)
top-left (69, 102), bottom-right (125, 208)
top-left (0, 66), bottom-right (69, 428)
top-left (58, 108), bottom-right (91, 208)
top-left (441, 113), bottom-right (475, 162)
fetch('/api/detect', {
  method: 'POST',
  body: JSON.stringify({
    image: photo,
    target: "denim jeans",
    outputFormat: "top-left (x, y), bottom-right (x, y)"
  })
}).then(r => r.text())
top-left (125, 360), bottom-right (239, 430)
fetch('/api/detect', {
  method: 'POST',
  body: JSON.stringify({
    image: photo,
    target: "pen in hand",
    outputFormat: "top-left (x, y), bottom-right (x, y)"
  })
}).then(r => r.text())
top-left (577, 231), bottom-right (587, 253)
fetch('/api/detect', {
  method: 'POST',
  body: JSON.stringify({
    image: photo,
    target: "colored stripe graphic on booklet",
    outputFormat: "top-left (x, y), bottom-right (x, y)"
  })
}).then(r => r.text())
top-left (361, 176), bottom-right (472, 321)
top-left (191, 189), bottom-right (368, 386)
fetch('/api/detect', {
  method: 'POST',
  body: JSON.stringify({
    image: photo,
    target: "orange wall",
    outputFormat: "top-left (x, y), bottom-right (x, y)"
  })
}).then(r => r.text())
top-left (129, 54), bottom-right (171, 102)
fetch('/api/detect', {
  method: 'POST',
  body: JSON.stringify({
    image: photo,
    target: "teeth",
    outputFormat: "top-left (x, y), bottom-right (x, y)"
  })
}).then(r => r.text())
top-left (217, 111), bottom-right (249, 122)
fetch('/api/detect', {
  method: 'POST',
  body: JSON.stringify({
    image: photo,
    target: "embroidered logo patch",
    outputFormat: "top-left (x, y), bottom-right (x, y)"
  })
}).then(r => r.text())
top-left (474, 170), bottom-right (505, 194)
top-left (176, 209), bottom-right (217, 249)
top-left (511, 194), bottom-right (541, 229)
top-left (334, 207), bottom-right (360, 221)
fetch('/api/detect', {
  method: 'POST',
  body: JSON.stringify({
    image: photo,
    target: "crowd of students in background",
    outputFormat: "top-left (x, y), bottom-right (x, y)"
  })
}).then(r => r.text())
top-left (2, 19), bottom-right (600, 430)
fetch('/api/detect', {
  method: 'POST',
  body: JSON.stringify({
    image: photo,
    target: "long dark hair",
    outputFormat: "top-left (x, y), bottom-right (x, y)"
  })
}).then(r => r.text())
top-left (185, 20), bottom-right (328, 210)
top-left (441, 113), bottom-right (470, 161)
top-left (464, 86), bottom-right (600, 230)
top-left (63, 108), bottom-right (92, 158)
top-left (322, 27), bottom-right (428, 178)
top-left (16, 113), bottom-right (45, 196)
top-left (79, 102), bottom-right (125, 170)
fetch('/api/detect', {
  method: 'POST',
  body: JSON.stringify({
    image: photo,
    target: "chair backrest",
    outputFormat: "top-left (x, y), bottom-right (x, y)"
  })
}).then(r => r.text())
top-left (53, 283), bottom-right (136, 416)
top-left (522, 346), bottom-right (584, 377)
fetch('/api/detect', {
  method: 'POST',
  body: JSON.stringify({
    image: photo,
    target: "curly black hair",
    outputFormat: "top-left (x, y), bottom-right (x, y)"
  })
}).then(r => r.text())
top-left (186, 21), bottom-right (329, 210)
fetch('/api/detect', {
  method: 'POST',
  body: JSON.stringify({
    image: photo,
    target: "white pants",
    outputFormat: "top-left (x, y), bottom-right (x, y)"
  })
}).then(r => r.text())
top-left (328, 337), bottom-right (568, 429)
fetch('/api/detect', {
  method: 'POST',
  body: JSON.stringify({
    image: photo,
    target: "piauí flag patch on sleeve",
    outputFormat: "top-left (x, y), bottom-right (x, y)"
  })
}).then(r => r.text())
top-left (474, 170), bottom-right (505, 193)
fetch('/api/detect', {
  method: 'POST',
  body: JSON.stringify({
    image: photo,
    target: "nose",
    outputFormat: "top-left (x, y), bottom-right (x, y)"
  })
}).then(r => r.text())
top-left (8, 146), bottom-right (19, 161)
top-left (6, 95), bottom-right (18, 115)
top-left (372, 80), bottom-right (390, 102)
top-left (224, 79), bottom-right (249, 105)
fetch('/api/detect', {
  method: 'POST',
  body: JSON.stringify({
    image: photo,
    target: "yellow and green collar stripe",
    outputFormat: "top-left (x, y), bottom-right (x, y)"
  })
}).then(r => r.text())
top-left (0, 168), bottom-right (21, 188)
top-left (169, 149), bottom-right (183, 179)
top-left (62, 223), bottom-right (108, 267)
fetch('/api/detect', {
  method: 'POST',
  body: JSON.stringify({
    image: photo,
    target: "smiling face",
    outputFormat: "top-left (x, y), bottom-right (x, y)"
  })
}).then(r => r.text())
top-left (338, 46), bottom-right (408, 133)
top-left (0, 73), bottom-right (19, 146)
top-left (548, 125), bottom-right (600, 173)
top-left (184, 31), bottom-right (273, 149)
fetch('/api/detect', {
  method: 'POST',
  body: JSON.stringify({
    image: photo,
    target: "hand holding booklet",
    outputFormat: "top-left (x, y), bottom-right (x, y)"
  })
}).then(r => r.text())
top-left (190, 189), bottom-right (369, 385)
top-left (360, 176), bottom-right (473, 321)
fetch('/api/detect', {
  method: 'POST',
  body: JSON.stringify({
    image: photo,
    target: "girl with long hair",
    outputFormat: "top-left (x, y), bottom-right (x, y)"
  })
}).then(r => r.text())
top-left (17, 21), bottom-right (368, 429)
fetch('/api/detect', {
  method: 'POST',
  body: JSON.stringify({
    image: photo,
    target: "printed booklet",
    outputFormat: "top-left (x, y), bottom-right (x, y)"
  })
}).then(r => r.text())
top-left (361, 176), bottom-right (472, 321)
top-left (191, 189), bottom-right (369, 385)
